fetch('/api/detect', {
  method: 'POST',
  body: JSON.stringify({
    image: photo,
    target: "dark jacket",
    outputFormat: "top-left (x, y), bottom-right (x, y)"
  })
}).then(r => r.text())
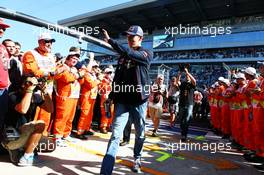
top-left (108, 39), bottom-right (153, 105)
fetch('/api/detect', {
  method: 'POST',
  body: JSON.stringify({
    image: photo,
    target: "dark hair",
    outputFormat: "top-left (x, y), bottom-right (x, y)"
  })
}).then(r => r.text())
top-left (65, 54), bottom-right (77, 61)
top-left (65, 55), bottom-right (71, 61)
top-left (2, 39), bottom-right (14, 46)
top-left (14, 42), bottom-right (21, 47)
top-left (171, 76), bottom-right (176, 81)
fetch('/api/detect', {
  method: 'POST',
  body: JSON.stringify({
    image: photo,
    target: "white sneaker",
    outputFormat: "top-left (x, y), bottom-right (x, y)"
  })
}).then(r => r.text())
top-left (131, 158), bottom-right (142, 173)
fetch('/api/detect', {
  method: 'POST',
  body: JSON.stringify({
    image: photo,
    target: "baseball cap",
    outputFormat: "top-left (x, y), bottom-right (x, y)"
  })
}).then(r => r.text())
top-left (244, 67), bottom-right (256, 76)
top-left (0, 18), bottom-right (10, 29)
top-left (211, 82), bottom-right (219, 88)
top-left (124, 25), bottom-right (143, 37)
top-left (236, 72), bottom-right (246, 80)
top-left (69, 46), bottom-right (81, 54)
top-left (38, 32), bottom-right (55, 42)
top-left (68, 51), bottom-right (80, 57)
top-left (222, 79), bottom-right (230, 86)
top-left (104, 67), bottom-right (114, 73)
top-left (214, 82), bottom-right (220, 87)
top-left (218, 77), bottom-right (225, 82)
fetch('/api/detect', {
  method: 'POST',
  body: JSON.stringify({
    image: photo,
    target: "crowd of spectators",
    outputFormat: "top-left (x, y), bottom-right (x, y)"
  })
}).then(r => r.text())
top-left (96, 46), bottom-right (264, 64)
top-left (191, 15), bottom-right (264, 29)
top-left (153, 46), bottom-right (264, 61)
top-left (169, 64), bottom-right (255, 88)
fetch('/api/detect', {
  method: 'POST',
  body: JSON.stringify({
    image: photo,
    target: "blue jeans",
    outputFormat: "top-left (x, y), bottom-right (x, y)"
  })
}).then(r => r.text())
top-left (100, 102), bottom-right (147, 175)
top-left (0, 88), bottom-right (8, 141)
top-left (179, 105), bottom-right (193, 137)
top-left (123, 116), bottom-right (132, 142)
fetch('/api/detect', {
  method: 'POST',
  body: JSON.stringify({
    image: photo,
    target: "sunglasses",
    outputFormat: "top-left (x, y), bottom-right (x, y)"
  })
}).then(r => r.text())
top-left (106, 72), bottom-right (113, 74)
top-left (0, 27), bottom-right (6, 32)
top-left (44, 40), bottom-right (53, 43)
top-left (71, 54), bottom-right (80, 58)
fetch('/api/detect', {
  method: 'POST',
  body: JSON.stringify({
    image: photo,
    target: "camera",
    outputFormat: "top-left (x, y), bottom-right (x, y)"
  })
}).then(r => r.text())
top-left (24, 77), bottom-right (46, 91)
top-left (34, 78), bottom-right (46, 91)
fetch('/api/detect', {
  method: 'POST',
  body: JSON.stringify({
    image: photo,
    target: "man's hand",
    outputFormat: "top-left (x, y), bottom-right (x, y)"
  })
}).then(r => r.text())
top-left (25, 77), bottom-right (38, 91)
top-left (184, 68), bottom-right (189, 73)
top-left (78, 69), bottom-right (86, 78)
top-left (97, 73), bottom-right (104, 81)
top-left (102, 29), bottom-right (110, 42)
top-left (88, 52), bottom-right (95, 61)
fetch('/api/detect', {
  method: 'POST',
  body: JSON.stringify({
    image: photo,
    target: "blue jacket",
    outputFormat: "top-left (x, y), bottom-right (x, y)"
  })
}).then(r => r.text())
top-left (108, 39), bottom-right (153, 105)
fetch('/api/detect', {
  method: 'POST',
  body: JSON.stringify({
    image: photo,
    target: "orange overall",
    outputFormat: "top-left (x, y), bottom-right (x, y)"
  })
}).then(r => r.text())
top-left (53, 65), bottom-right (80, 138)
top-left (217, 85), bottom-right (226, 132)
top-left (77, 72), bottom-right (99, 135)
top-left (252, 77), bottom-right (264, 157)
top-left (233, 85), bottom-right (246, 145)
top-left (214, 86), bottom-right (224, 130)
top-left (221, 87), bottom-right (232, 135)
top-left (229, 95), bottom-right (236, 139)
top-left (242, 79), bottom-right (257, 150)
top-left (23, 48), bottom-right (55, 136)
top-left (99, 77), bottom-right (114, 130)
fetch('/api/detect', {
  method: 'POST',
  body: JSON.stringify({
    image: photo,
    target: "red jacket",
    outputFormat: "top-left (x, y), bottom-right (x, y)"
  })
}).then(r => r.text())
top-left (0, 44), bottom-right (9, 89)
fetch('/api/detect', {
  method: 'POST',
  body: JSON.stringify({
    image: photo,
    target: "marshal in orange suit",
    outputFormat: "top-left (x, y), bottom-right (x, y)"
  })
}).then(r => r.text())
top-left (252, 63), bottom-right (264, 158)
top-left (22, 33), bottom-right (56, 136)
top-left (76, 57), bottom-right (101, 140)
top-left (53, 51), bottom-right (84, 143)
top-left (99, 67), bottom-right (114, 134)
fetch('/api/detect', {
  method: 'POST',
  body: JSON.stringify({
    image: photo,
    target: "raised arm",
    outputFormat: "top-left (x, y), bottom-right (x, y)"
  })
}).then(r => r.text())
top-left (102, 29), bottom-right (152, 66)
top-left (185, 68), bottom-right (196, 87)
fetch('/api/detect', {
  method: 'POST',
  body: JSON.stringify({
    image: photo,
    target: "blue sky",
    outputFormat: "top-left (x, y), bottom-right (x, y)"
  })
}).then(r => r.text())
top-left (0, 0), bottom-right (131, 58)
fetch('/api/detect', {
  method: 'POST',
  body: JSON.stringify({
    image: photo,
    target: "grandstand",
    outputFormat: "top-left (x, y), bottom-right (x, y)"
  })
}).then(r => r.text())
top-left (58, 0), bottom-right (264, 87)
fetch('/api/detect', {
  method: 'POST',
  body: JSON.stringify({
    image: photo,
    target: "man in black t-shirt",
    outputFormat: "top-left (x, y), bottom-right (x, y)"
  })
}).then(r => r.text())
top-left (3, 76), bottom-right (53, 166)
top-left (177, 68), bottom-right (196, 142)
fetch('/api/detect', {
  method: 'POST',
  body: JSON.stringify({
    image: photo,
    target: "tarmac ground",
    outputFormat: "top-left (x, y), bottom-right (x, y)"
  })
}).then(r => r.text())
top-left (0, 116), bottom-right (263, 175)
